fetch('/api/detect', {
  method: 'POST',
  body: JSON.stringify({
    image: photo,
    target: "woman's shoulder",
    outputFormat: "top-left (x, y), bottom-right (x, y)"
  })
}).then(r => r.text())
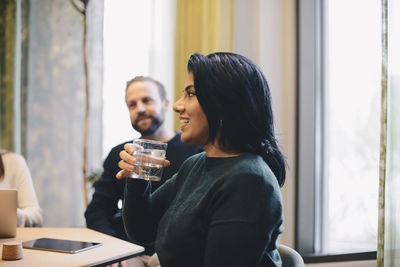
top-left (180, 151), bottom-right (206, 167)
top-left (1, 151), bottom-right (26, 165)
top-left (173, 152), bottom-right (206, 182)
top-left (209, 154), bottom-right (283, 216)
top-left (1, 152), bottom-right (29, 181)
top-left (231, 153), bottom-right (273, 174)
top-left (223, 153), bottom-right (279, 189)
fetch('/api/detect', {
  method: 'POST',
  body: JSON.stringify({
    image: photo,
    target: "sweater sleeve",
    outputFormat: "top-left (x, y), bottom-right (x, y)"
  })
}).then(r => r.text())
top-left (12, 154), bottom-right (43, 227)
top-left (123, 175), bottom-right (176, 247)
top-left (203, 173), bottom-right (283, 267)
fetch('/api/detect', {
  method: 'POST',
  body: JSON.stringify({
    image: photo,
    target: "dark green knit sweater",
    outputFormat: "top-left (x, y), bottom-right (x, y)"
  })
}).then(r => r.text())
top-left (123, 152), bottom-right (283, 267)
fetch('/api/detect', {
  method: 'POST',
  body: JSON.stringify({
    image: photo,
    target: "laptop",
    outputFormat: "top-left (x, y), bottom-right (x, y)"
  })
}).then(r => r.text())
top-left (0, 189), bottom-right (17, 238)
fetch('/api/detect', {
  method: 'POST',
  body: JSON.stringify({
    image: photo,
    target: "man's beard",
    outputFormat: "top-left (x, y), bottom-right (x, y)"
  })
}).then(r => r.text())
top-left (132, 115), bottom-right (164, 136)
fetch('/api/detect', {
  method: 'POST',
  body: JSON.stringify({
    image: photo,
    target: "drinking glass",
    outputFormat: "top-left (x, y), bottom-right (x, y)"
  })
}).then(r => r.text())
top-left (131, 139), bottom-right (168, 181)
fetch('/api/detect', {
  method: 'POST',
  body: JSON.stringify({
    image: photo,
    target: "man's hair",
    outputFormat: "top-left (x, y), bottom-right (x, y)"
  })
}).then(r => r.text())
top-left (187, 52), bottom-right (286, 187)
top-left (126, 76), bottom-right (167, 101)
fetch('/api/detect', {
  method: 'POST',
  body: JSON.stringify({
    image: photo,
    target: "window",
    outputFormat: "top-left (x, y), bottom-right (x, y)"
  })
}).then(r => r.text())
top-left (297, 0), bottom-right (381, 255)
top-left (102, 0), bottom-right (175, 158)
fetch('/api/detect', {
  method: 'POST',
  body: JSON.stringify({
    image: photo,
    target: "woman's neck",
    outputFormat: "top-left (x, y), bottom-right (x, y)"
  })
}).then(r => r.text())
top-left (203, 141), bottom-right (241, 158)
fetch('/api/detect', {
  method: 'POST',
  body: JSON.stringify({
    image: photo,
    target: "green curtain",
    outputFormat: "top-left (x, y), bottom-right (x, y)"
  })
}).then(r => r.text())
top-left (377, 0), bottom-right (400, 265)
top-left (0, 0), bottom-right (29, 155)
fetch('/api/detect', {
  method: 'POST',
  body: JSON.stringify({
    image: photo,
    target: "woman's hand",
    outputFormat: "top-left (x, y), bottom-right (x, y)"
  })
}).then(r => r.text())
top-left (116, 143), bottom-right (170, 179)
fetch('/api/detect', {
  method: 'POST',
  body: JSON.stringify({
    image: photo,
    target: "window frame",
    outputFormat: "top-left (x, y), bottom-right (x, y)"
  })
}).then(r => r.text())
top-left (296, 0), bottom-right (326, 255)
top-left (295, 0), bottom-right (378, 261)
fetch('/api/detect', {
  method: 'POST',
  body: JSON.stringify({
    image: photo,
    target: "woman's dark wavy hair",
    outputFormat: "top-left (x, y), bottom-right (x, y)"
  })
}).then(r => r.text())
top-left (187, 52), bottom-right (286, 187)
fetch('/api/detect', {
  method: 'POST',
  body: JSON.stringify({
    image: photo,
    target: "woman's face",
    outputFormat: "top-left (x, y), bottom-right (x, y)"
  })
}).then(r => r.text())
top-left (173, 72), bottom-right (209, 146)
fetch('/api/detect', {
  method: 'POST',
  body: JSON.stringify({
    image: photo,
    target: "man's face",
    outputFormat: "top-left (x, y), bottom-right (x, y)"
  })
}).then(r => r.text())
top-left (125, 81), bottom-right (167, 136)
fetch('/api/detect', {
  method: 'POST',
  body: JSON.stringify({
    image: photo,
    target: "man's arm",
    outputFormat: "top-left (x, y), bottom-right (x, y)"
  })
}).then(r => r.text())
top-left (85, 146), bottom-right (124, 237)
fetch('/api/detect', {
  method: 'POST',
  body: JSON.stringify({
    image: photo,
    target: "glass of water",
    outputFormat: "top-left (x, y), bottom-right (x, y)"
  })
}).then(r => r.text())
top-left (131, 139), bottom-right (168, 181)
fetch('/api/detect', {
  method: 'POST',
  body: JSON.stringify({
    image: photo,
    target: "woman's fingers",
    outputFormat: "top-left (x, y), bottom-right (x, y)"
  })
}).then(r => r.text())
top-left (116, 146), bottom-right (136, 179)
top-left (164, 159), bottom-right (171, 167)
top-left (119, 149), bottom-right (135, 165)
top-left (124, 143), bottom-right (135, 154)
top-left (116, 169), bottom-right (131, 179)
top-left (115, 143), bottom-right (170, 180)
top-left (118, 158), bottom-right (134, 171)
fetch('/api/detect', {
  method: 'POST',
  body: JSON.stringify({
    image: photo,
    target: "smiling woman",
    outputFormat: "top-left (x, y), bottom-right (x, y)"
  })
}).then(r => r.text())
top-left (118, 52), bottom-right (286, 267)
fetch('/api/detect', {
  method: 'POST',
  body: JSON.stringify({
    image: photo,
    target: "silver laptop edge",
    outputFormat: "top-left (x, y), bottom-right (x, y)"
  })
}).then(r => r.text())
top-left (0, 189), bottom-right (17, 238)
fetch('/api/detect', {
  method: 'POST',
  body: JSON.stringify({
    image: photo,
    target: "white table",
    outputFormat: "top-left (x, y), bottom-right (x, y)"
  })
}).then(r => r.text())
top-left (0, 227), bottom-right (144, 267)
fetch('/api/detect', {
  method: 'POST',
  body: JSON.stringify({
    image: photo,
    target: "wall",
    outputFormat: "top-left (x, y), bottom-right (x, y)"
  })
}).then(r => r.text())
top-left (26, 0), bottom-right (103, 227)
top-left (234, 0), bottom-right (297, 248)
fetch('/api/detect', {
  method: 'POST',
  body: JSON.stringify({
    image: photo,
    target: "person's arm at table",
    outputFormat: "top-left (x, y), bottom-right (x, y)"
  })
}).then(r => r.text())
top-left (12, 153), bottom-right (43, 227)
top-left (85, 146), bottom-right (123, 237)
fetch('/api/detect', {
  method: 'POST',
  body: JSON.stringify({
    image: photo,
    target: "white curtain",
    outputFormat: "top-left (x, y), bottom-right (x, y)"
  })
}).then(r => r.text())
top-left (378, 0), bottom-right (400, 265)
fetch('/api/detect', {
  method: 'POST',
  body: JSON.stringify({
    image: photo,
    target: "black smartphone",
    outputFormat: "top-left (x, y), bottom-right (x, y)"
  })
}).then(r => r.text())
top-left (22, 237), bottom-right (102, 254)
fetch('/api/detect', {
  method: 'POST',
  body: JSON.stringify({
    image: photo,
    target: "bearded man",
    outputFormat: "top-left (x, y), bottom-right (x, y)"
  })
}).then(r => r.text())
top-left (85, 76), bottom-right (202, 266)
